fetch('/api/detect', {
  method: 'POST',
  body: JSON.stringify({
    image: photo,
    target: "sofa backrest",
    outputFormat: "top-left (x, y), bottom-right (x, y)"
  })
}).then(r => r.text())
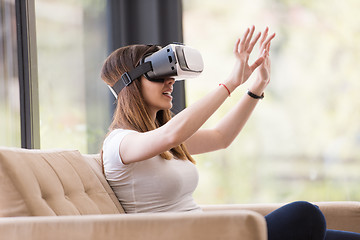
top-left (81, 153), bottom-right (125, 213)
top-left (0, 147), bottom-right (124, 217)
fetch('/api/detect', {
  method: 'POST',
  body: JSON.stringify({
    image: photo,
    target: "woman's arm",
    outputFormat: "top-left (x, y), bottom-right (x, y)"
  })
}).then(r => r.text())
top-left (185, 27), bottom-right (275, 155)
top-left (119, 26), bottom-right (269, 164)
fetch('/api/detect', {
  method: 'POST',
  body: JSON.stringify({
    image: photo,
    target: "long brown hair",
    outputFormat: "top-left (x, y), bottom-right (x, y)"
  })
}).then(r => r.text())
top-left (101, 44), bottom-right (195, 164)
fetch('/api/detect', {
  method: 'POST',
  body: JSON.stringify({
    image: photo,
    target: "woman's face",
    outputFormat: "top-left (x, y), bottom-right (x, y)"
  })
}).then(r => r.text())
top-left (140, 76), bottom-right (175, 118)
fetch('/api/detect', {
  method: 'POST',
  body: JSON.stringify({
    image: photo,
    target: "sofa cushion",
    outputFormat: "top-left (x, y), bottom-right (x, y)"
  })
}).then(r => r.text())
top-left (0, 147), bottom-right (122, 217)
top-left (81, 153), bottom-right (125, 213)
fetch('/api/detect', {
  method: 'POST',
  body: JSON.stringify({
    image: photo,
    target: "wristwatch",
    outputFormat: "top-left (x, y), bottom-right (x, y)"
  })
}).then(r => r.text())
top-left (247, 90), bottom-right (264, 100)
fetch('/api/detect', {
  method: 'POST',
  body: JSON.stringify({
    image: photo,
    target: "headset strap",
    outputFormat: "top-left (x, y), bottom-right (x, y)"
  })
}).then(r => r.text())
top-left (110, 61), bottom-right (153, 96)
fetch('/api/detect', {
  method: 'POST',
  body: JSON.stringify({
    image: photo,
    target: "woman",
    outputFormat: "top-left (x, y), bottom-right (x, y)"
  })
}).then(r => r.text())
top-left (101, 26), bottom-right (360, 240)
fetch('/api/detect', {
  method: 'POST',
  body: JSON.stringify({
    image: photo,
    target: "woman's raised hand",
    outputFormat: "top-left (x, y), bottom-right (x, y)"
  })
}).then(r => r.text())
top-left (228, 26), bottom-right (275, 89)
top-left (256, 27), bottom-right (275, 86)
top-left (249, 27), bottom-right (276, 95)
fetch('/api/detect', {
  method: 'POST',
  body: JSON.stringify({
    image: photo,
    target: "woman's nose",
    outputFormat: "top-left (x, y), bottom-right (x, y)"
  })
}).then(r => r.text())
top-left (165, 78), bottom-right (175, 85)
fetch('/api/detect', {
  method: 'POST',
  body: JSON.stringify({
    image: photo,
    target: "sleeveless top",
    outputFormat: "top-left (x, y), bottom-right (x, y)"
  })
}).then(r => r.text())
top-left (102, 129), bottom-right (202, 213)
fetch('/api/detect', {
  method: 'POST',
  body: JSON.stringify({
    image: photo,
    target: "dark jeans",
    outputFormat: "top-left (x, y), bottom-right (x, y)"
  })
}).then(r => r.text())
top-left (265, 201), bottom-right (360, 240)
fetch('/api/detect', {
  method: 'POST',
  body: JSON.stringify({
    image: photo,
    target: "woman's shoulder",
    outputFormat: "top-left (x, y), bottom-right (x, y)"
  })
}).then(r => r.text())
top-left (102, 128), bottom-right (139, 166)
top-left (109, 128), bottom-right (136, 136)
top-left (104, 128), bottom-right (137, 146)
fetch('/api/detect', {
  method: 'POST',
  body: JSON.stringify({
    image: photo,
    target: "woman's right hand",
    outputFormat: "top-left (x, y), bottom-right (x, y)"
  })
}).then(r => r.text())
top-left (226, 26), bottom-right (267, 90)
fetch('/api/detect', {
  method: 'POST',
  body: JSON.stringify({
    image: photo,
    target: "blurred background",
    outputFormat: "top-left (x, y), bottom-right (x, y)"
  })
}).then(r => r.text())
top-left (1, 0), bottom-right (359, 205)
top-left (183, 0), bottom-right (360, 204)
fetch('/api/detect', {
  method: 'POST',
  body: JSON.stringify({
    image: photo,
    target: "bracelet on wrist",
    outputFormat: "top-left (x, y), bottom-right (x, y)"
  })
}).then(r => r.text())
top-left (247, 89), bottom-right (264, 100)
top-left (219, 83), bottom-right (231, 97)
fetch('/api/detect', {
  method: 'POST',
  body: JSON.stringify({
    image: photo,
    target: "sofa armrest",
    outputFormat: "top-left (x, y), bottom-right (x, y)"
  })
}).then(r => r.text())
top-left (201, 201), bottom-right (360, 233)
top-left (0, 211), bottom-right (267, 240)
top-left (316, 201), bottom-right (360, 233)
top-left (201, 203), bottom-right (281, 216)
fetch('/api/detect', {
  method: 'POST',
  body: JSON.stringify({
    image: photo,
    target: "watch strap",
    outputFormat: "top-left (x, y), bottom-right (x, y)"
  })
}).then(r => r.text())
top-left (247, 90), bottom-right (264, 99)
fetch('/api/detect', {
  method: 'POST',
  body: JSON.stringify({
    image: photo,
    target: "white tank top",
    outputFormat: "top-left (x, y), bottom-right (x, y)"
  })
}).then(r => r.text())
top-left (102, 129), bottom-right (202, 213)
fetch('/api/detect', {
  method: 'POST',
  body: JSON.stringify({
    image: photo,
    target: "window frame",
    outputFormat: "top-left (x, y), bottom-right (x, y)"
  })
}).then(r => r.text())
top-left (15, 0), bottom-right (40, 149)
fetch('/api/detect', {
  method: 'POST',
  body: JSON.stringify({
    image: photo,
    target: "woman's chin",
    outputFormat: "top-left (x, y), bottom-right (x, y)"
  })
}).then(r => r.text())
top-left (163, 103), bottom-right (173, 110)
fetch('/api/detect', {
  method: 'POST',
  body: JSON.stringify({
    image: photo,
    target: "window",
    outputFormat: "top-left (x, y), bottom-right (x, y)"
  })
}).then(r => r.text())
top-left (183, 0), bottom-right (360, 204)
top-left (0, 0), bottom-right (21, 147)
top-left (6, 0), bottom-right (183, 152)
top-left (35, 0), bottom-right (110, 153)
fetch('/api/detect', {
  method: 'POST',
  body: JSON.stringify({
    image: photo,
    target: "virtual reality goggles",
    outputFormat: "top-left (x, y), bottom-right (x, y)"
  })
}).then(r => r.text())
top-left (109, 43), bottom-right (204, 98)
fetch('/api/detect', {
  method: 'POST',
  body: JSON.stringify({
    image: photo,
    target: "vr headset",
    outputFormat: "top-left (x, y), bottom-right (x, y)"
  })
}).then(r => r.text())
top-left (109, 43), bottom-right (204, 98)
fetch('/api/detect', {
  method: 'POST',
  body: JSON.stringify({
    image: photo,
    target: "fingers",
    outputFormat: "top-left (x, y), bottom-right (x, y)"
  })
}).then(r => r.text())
top-left (238, 26), bottom-right (259, 53)
top-left (247, 32), bottom-right (261, 54)
top-left (233, 38), bottom-right (241, 54)
top-left (239, 28), bottom-right (250, 52)
top-left (250, 48), bottom-right (268, 71)
top-left (259, 27), bottom-right (269, 48)
top-left (250, 56), bottom-right (265, 71)
top-left (262, 33), bottom-right (276, 49)
top-left (259, 26), bottom-right (275, 51)
top-left (266, 41), bottom-right (271, 52)
top-left (235, 26), bottom-right (275, 63)
top-left (244, 26), bottom-right (255, 49)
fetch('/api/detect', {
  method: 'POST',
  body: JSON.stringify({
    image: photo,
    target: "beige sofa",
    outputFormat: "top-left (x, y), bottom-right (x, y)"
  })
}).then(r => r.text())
top-left (0, 147), bottom-right (359, 240)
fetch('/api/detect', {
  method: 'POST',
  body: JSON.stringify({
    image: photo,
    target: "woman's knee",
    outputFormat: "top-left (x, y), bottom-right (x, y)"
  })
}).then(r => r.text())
top-left (265, 201), bottom-right (327, 240)
top-left (292, 201), bottom-right (325, 219)
top-left (283, 201), bottom-right (326, 227)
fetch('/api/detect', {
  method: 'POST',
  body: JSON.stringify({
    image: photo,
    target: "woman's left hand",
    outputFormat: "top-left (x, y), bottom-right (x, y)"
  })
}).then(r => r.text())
top-left (250, 27), bottom-right (275, 95)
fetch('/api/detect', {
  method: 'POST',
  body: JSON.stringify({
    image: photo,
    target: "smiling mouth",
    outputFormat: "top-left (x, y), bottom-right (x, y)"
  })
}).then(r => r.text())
top-left (162, 91), bottom-right (172, 96)
top-left (162, 92), bottom-right (173, 99)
